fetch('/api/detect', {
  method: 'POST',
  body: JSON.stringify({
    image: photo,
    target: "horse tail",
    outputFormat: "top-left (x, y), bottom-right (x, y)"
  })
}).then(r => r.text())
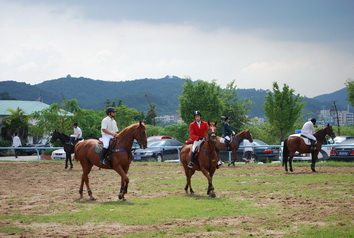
top-left (282, 138), bottom-right (289, 167)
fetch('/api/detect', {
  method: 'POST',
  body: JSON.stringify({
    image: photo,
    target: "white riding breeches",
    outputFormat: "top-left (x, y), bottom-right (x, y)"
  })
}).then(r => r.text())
top-left (192, 140), bottom-right (204, 152)
top-left (301, 133), bottom-right (316, 141)
top-left (102, 134), bottom-right (114, 149)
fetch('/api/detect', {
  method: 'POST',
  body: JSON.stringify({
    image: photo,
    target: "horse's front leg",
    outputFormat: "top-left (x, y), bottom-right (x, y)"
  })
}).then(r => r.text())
top-left (115, 165), bottom-right (129, 201)
top-left (200, 168), bottom-right (216, 198)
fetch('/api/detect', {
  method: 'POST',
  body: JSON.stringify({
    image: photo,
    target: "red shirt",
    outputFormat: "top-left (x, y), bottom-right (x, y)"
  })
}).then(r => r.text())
top-left (185, 121), bottom-right (209, 143)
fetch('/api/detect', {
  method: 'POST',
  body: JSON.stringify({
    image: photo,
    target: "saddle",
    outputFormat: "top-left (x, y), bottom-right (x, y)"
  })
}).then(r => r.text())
top-left (219, 136), bottom-right (232, 144)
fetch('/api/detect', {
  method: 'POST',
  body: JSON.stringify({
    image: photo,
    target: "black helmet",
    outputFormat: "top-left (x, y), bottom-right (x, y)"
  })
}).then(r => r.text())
top-left (310, 118), bottom-right (316, 125)
top-left (194, 111), bottom-right (202, 117)
top-left (106, 107), bottom-right (117, 115)
top-left (73, 122), bottom-right (78, 126)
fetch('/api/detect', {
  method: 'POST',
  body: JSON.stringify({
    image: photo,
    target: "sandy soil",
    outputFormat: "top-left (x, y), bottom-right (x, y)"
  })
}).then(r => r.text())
top-left (0, 162), bottom-right (353, 237)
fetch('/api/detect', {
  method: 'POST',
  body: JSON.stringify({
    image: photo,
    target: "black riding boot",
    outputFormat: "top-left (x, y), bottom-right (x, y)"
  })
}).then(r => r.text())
top-left (225, 139), bottom-right (230, 149)
top-left (100, 148), bottom-right (107, 165)
top-left (66, 137), bottom-right (74, 145)
top-left (310, 140), bottom-right (316, 151)
top-left (187, 151), bottom-right (195, 168)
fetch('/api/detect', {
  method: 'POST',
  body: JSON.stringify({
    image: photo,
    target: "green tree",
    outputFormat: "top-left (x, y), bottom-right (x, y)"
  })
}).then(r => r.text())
top-left (220, 81), bottom-right (252, 133)
top-left (161, 123), bottom-right (190, 142)
top-left (345, 79), bottom-right (354, 107)
top-left (1, 107), bottom-right (30, 142)
top-left (263, 82), bottom-right (304, 143)
top-left (179, 78), bottom-right (224, 123)
top-left (30, 103), bottom-right (72, 136)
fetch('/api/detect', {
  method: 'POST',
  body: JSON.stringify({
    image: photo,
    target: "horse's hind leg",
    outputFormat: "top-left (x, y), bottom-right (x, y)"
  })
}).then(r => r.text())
top-left (184, 169), bottom-right (195, 195)
top-left (289, 157), bottom-right (294, 172)
top-left (79, 162), bottom-right (94, 200)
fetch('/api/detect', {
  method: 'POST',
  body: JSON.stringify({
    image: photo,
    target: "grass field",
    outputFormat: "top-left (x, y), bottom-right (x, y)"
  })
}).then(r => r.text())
top-left (0, 160), bottom-right (353, 237)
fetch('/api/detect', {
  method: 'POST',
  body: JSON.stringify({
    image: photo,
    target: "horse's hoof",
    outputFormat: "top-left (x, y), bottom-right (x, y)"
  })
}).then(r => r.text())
top-left (118, 194), bottom-right (124, 200)
top-left (90, 197), bottom-right (96, 200)
top-left (210, 193), bottom-right (216, 198)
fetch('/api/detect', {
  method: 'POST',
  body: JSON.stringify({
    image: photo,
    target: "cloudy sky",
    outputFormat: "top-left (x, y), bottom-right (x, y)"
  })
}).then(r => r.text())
top-left (1, 0), bottom-right (353, 98)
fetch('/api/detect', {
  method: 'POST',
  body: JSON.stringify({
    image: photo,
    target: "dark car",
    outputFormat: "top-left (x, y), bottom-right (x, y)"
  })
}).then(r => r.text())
top-left (147, 136), bottom-right (173, 143)
top-left (329, 139), bottom-right (354, 162)
top-left (219, 139), bottom-right (280, 163)
top-left (133, 139), bottom-right (183, 162)
top-left (23, 138), bottom-right (51, 155)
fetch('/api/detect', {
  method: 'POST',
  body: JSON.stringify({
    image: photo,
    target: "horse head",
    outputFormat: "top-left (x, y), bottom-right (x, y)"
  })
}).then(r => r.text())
top-left (207, 121), bottom-right (218, 141)
top-left (244, 129), bottom-right (253, 143)
top-left (325, 124), bottom-right (336, 139)
top-left (50, 130), bottom-right (58, 143)
top-left (134, 121), bottom-right (148, 149)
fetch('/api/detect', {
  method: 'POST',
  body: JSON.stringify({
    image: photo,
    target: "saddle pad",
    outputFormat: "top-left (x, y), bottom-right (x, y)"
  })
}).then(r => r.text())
top-left (95, 144), bottom-right (103, 154)
top-left (219, 138), bottom-right (225, 144)
top-left (300, 137), bottom-right (317, 146)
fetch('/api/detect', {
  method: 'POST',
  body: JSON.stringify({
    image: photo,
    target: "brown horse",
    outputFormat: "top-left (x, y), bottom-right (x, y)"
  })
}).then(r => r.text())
top-left (282, 124), bottom-right (335, 172)
top-left (215, 129), bottom-right (253, 166)
top-left (180, 121), bottom-right (218, 198)
top-left (74, 122), bottom-right (147, 201)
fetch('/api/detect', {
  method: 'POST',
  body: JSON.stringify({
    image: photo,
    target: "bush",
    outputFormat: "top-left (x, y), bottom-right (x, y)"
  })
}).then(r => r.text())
top-left (43, 149), bottom-right (56, 155)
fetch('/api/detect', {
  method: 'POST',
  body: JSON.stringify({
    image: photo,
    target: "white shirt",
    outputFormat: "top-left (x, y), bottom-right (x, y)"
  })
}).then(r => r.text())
top-left (243, 139), bottom-right (253, 152)
top-left (301, 121), bottom-right (315, 135)
top-left (73, 126), bottom-right (83, 138)
top-left (101, 116), bottom-right (119, 135)
top-left (12, 136), bottom-right (22, 147)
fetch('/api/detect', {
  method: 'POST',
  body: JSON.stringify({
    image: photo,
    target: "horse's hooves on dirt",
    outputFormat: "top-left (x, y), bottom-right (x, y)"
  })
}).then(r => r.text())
top-left (210, 193), bottom-right (216, 198)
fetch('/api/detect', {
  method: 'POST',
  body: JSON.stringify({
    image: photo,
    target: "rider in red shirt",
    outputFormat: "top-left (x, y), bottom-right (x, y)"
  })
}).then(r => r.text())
top-left (186, 111), bottom-right (209, 168)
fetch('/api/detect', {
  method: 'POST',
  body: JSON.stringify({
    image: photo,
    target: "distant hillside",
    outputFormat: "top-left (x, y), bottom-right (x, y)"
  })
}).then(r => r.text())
top-left (0, 76), bottom-right (351, 118)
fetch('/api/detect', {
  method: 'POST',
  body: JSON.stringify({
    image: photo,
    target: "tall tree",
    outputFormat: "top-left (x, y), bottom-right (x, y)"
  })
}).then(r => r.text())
top-left (179, 78), bottom-right (224, 123)
top-left (345, 79), bottom-right (354, 107)
top-left (1, 107), bottom-right (30, 142)
top-left (263, 82), bottom-right (304, 143)
top-left (220, 81), bottom-right (252, 132)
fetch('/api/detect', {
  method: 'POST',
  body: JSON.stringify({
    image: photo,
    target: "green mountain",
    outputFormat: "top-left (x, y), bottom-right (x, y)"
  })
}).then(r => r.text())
top-left (0, 76), bottom-right (351, 118)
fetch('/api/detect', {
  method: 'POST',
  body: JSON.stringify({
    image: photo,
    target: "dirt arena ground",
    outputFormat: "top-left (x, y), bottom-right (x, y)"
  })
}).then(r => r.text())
top-left (0, 161), bottom-right (353, 237)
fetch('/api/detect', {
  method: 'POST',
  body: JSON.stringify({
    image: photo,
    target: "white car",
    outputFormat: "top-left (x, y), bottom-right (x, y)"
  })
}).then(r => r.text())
top-left (51, 149), bottom-right (73, 160)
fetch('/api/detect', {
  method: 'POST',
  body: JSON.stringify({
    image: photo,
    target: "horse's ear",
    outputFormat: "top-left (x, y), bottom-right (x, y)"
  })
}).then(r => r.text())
top-left (214, 121), bottom-right (217, 126)
top-left (327, 123), bottom-right (330, 127)
top-left (207, 121), bottom-right (210, 126)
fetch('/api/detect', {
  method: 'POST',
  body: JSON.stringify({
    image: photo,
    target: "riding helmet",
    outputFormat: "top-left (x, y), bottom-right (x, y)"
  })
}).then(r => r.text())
top-left (224, 116), bottom-right (230, 121)
top-left (106, 107), bottom-right (117, 115)
top-left (194, 111), bottom-right (202, 117)
top-left (73, 122), bottom-right (78, 126)
top-left (310, 118), bottom-right (316, 125)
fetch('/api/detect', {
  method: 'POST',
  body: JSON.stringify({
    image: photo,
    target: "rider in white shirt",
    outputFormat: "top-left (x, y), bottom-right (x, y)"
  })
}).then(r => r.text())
top-left (68, 122), bottom-right (83, 145)
top-left (100, 107), bottom-right (119, 165)
top-left (301, 118), bottom-right (317, 150)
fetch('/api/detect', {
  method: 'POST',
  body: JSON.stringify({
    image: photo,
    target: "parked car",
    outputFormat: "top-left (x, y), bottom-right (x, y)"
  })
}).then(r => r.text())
top-left (147, 136), bottom-right (173, 143)
top-left (23, 138), bottom-right (51, 155)
top-left (333, 136), bottom-right (354, 144)
top-left (133, 138), bottom-right (183, 162)
top-left (51, 148), bottom-right (73, 160)
top-left (329, 138), bottom-right (354, 162)
top-left (220, 139), bottom-right (280, 163)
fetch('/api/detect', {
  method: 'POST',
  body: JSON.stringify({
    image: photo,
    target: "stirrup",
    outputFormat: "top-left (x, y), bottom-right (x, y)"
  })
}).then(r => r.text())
top-left (187, 162), bottom-right (193, 168)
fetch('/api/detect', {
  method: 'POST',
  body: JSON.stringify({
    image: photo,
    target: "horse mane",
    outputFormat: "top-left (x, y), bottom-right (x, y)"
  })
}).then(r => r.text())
top-left (236, 129), bottom-right (249, 136)
top-left (116, 122), bottom-right (145, 138)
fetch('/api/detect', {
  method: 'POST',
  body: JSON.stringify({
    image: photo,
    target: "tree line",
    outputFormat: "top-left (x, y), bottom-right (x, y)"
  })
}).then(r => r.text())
top-left (2, 78), bottom-right (353, 147)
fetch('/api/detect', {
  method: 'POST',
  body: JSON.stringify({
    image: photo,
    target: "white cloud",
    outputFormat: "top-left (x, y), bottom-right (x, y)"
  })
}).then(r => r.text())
top-left (0, 0), bottom-right (352, 97)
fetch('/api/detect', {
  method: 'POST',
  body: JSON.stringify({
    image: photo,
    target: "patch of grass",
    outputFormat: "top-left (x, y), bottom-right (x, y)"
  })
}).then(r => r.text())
top-left (285, 223), bottom-right (354, 238)
top-left (0, 225), bottom-right (27, 235)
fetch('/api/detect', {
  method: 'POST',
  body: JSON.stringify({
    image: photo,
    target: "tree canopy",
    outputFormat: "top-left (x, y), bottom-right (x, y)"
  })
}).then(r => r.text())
top-left (263, 82), bottom-right (304, 143)
top-left (345, 79), bottom-right (354, 107)
top-left (179, 79), bottom-right (224, 124)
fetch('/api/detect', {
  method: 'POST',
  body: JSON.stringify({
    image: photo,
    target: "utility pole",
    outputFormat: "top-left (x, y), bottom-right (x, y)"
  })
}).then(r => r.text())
top-left (332, 100), bottom-right (340, 136)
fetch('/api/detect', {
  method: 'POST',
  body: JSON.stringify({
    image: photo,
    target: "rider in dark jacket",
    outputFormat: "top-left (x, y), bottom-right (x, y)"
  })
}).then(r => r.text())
top-left (222, 116), bottom-right (235, 149)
